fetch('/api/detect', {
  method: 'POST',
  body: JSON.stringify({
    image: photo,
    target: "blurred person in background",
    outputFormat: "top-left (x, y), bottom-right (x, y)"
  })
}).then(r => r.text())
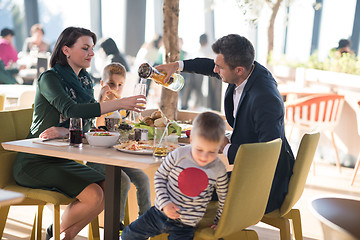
top-left (22, 23), bottom-right (51, 54)
top-left (134, 35), bottom-right (163, 96)
top-left (98, 37), bottom-right (130, 71)
top-left (0, 27), bottom-right (25, 84)
top-left (0, 28), bottom-right (19, 67)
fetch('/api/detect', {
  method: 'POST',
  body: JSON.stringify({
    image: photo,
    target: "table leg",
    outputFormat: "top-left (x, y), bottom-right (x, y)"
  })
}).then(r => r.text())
top-left (104, 165), bottom-right (122, 240)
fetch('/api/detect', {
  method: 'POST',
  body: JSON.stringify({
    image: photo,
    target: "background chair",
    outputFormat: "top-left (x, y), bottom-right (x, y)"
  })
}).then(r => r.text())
top-left (350, 101), bottom-right (360, 185)
top-left (285, 94), bottom-right (344, 173)
top-left (0, 93), bottom-right (5, 111)
top-left (261, 132), bottom-right (320, 240)
top-left (0, 108), bottom-right (99, 240)
top-left (194, 139), bottom-right (282, 240)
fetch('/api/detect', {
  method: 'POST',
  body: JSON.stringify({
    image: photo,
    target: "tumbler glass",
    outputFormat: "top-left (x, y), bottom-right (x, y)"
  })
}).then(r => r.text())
top-left (69, 118), bottom-right (83, 147)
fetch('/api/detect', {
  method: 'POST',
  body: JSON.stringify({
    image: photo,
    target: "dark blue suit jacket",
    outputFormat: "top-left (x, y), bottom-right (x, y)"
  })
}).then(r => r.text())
top-left (183, 58), bottom-right (295, 213)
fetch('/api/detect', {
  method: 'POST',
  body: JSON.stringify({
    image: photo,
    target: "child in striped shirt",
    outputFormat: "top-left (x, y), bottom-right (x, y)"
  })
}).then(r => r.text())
top-left (121, 112), bottom-right (229, 240)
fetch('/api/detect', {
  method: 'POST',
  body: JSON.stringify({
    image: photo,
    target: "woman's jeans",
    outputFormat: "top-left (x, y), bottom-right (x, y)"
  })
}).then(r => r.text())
top-left (86, 163), bottom-right (151, 220)
top-left (121, 206), bottom-right (195, 240)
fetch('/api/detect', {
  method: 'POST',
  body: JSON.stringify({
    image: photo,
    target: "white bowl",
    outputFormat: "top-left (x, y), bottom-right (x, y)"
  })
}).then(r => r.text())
top-left (85, 132), bottom-right (120, 147)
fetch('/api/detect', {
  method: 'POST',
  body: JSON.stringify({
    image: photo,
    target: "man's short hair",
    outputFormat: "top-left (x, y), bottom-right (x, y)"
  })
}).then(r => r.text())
top-left (212, 34), bottom-right (254, 70)
top-left (1, 28), bottom-right (15, 37)
top-left (191, 112), bottom-right (226, 143)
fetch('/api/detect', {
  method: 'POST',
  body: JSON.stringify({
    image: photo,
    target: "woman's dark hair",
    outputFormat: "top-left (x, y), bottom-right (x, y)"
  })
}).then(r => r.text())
top-left (100, 37), bottom-right (120, 56)
top-left (1, 28), bottom-right (14, 37)
top-left (50, 27), bottom-right (97, 67)
top-left (212, 34), bottom-right (254, 70)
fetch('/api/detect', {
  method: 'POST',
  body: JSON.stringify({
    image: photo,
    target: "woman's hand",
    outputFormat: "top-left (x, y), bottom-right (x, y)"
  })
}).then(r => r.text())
top-left (155, 62), bottom-right (179, 83)
top-left (162, 202), bottom-right (180, 219)
top-left (39, 127), bottom-right (69, 140)
top-left (118, 94), bottom-right (147, 112)
top-left (99, 94), bottom-right (146, 115)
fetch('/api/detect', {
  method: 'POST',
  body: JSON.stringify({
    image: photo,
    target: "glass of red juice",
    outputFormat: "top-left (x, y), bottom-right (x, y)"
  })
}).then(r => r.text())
top-left (69, 118), bottom-right (83, 147)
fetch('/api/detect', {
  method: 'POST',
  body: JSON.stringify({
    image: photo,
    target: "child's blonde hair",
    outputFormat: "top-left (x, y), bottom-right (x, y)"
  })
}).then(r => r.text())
top-left (191, 112), bottom-right (226, 142)
top-left (102, 62), bottom-right (126, 81)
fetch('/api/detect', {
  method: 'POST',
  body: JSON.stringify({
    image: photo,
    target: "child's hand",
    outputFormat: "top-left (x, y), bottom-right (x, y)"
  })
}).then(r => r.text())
top-left (162, 202), bottom-right (180, 219)
top-left (99, 85), bottom-right (113, 102)
top-left (210, 224), bottom-right (217, 230)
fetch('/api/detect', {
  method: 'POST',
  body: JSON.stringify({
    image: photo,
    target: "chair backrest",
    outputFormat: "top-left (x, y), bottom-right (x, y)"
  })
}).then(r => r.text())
top-left (285, 94), bottom-right (344, 131)
top-left (0, 108), bottom-right (33, 187)
top-left (0, 93), bottom-right (5, 111)
top-left (214, 139), bottom-right (282, 238)
top-left (17, 90), bottom-right (36, 109)
top-left (279, 132), bottom-right (320, 216)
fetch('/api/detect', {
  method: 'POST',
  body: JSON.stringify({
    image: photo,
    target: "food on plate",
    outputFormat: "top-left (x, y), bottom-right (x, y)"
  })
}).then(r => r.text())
top-left (154, 117), bottom-right (167, 127)
top-left (143, 116), bottom-right (155, 127)
top-left (89, 128), bottom-right (106, 132)
top-left (118, 123), bottom-right (133, 130)
top-left (185, 130), bottom-right (191, 138)
top-left (150, 110), bottom-right (163, 120)
top-left (91, 132), bottom-right (114, 136)
top-left (114, 140), bottom-right (179, 152)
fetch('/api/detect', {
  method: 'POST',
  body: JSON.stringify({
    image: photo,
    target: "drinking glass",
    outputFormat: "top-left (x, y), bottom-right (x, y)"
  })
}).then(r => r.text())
top-left (153, 127), bottom-right (168, 162)
top-left (69, 118), bottom-right (83, 147)
top-left (130, 80), bottom-right (147, 122)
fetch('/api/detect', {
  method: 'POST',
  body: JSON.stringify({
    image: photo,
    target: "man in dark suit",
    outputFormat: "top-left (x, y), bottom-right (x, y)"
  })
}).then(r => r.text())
top-left (156, 34), bottom-right (295, 213)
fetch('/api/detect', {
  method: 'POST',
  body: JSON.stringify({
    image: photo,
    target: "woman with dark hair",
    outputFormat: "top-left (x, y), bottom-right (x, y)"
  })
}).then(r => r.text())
top-left (99, 37), bottom-right (130, 71)
top-left (13, 27), bottom-right (146, 240)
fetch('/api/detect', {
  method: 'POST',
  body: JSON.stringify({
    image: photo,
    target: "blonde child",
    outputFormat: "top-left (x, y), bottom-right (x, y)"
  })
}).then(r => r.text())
top-left (88, 62), bottom-right (151, 230)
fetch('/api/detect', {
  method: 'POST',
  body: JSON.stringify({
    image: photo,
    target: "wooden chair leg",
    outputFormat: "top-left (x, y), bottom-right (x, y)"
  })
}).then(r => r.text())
top-left (30, 205), bottom-right (44, 240)
top-left (89, 217), bottom-right (100, 240)
top-left (261, 216), bottom-right (291, 240)
top-left (288, 209), bottom-right (303, 240)
top-left (124, 199), bottom-right (130, 226)
top-left (330, 131), bottom-right (341, 173)
top-left (0, 206), bottom-right (10, 238)
top-left (53, 205), bottom-right (61, 240)
top-left (350, 153), bottom-right (360, 186)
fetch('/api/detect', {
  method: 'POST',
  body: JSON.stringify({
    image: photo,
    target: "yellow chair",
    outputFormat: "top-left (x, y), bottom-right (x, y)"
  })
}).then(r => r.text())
top-left (194, 139), bottom-right (282, 240)
top-left (0, 108), bottom-right (100, 240)
top-left (0, 93), bottom-right (5, 111)
top-left (261, 132), bottom-right (320, 240)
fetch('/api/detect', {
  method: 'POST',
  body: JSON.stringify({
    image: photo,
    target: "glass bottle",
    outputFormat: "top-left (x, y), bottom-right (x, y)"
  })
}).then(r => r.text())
top-left (138, 63), bottom-right (184, 92)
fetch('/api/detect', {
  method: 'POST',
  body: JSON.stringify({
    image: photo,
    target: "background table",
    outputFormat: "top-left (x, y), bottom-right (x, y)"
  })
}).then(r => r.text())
top-left (310, 197), bottom-right (360, 240)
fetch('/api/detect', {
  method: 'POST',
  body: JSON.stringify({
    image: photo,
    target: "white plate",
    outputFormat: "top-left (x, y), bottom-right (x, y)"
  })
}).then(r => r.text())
top-left (115, 148), bottom-right (153, 155)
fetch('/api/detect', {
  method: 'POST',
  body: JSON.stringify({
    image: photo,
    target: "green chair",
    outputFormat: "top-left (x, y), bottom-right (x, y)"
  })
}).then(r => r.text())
top-left (261, 132), bottom-right (320, 240)
top-left (194, 138), bottom-right (282, 240)
top-left (0, 108), bottom-right (100, 240)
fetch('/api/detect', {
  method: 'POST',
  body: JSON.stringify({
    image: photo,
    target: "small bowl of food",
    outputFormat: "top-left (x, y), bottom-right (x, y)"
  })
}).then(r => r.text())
top-left (85, 132), bottom-right (120, 147)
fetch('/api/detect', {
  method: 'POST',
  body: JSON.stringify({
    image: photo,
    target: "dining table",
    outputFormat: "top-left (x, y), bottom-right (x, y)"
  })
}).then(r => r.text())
top-left (1, 138), bottom-right (161, 240)
top-left (0, 189), bottom-right (25, 207)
